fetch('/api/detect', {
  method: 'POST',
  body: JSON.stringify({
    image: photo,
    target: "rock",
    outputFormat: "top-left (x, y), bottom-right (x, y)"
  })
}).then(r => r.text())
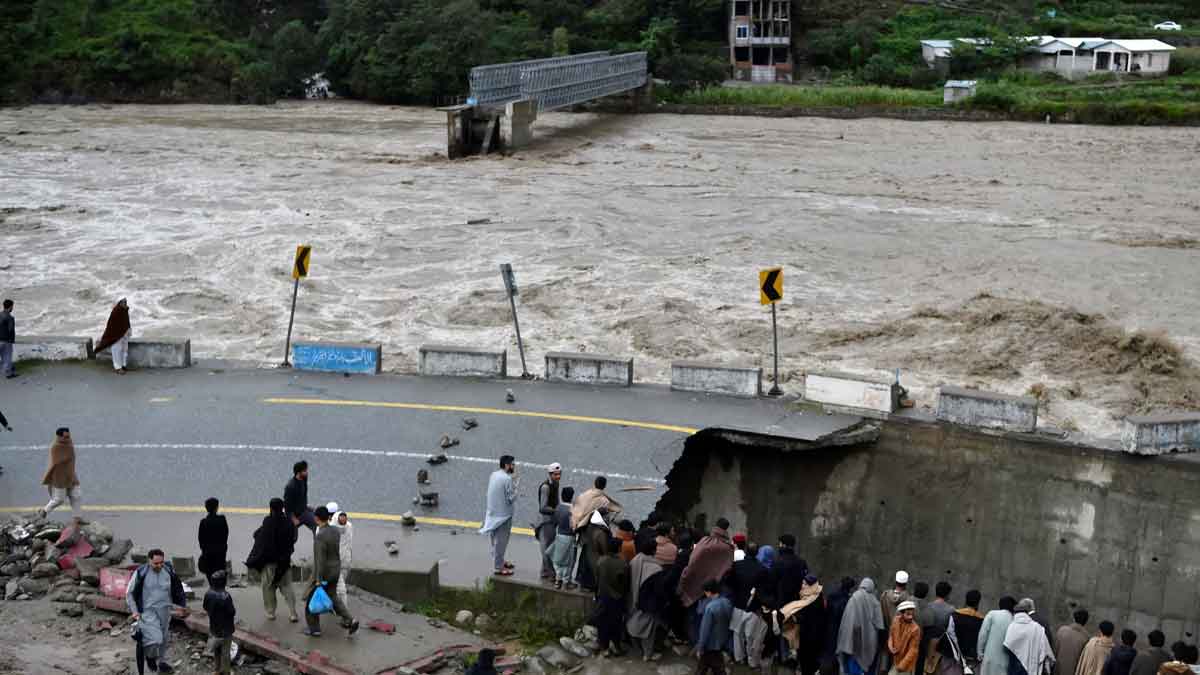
top-left (1, 561), bottom-right (30, 577)
top-left (1, 551), bottom-right (29, 565)
top-left (49, 586), bottom-right (78, 602)
top-left (536, 645), bottom-right (578, 669)
top-left (400, 512), bottom-right (416, 527)
top-left (454, 610), bottom-right (475, 626)
top-left (31, 562), bottom-right (61, 578)
top-left (560, 637), bottom-right (592, 658)
top-left (57, 602), bottom-right (84, 617)
top-left (61, 567), bottom-right (80, 581)
top-left (4, 579), bottom-right (17, 600)
top-left (671, 644), bottom-right (692, 657)
top-left (130, 547), bottom-right (148, 564)
top-left (505, 389), bottom-right (515, 403)
top-left (17, 577), bottom-right (50, 596)
top-left (14, 594), bottom-right (30, 601)
top-left (438, 435), bottom-right (459, 449)
top-left (575, 625), bottom-right (599, 643)
top-left (35, 527), bottom-right (62, 541)
top-left (525, 656), bottom-right (550, 675)
top-left (104, 539), bottom-right (133, 564)
top-left (461, 417), bottom-right (478, 430)
top-left (474, 613), bottom-right (491, 628)
top-left (82, 522), bottom-right (114, 545)
top-left (76, 557), bottom-right (108, 586)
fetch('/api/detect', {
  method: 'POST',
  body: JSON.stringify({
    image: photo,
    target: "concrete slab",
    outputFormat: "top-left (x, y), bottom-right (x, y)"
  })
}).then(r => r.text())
top-left (545, 351), bottom-right (633, 386)
top-left (292, 341), bottom-right (382, 375)
top-left (419, 344), bottom-right (507, 378)
top-left (804, 371), bottom-right (900, 419)
top-left (670, 361), bottom-right (761, 398)
top-left (97, 339), bottom-right (192, 368)
top-left (14, 335), bottom-right (93, 361)
top-left (1122, 413), bottom-right (1200, 455)
top-left (936, 385), bottom-right (1037, 433)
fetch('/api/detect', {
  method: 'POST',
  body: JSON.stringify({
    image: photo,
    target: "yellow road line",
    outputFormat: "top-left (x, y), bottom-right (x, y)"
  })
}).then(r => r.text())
top-left (0, 505), bottom-right (535, 536)
top-left (263, 397), bottom-right (699, 435)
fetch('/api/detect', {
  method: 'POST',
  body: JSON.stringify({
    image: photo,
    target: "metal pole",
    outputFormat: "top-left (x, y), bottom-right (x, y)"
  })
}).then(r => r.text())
top-left (509, 292), bottom-right (530, 378)
top-left (768, 301), bottom-right (782, 396)
top-left (282, 278), bottom-right (299, 367)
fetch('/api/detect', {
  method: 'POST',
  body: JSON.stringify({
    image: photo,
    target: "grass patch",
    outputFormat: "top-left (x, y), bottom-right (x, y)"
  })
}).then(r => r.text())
top-left (663, 84), bottom-right (942, 108)
top-left (407, 583), bottom-right (580, 651)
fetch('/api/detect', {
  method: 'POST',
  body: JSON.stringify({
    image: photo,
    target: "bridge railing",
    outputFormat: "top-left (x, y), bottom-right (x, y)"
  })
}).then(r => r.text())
top-left (469, 52), bottom-right (611, 107)
top-left (518, 52), bottom-right (648, 112)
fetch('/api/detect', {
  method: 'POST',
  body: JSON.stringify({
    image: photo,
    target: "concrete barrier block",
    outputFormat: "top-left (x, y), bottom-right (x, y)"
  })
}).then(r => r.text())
top-left (1122, 413), bottom-right (1200, 455)
top-left (805, 371), bottom-right (901, 419)
top-left (292, 341), bottom-right (381, 375)
top-left (936, 385), bottom-right (1037, 433)
top-left (347, 563), bottom-right (440, 604)
top-left (96, 339), bottom-right (192, 368)
top-left (545, 352), bottom-right (633, 387)
top-left (671, 361), bottom-right (762, 398)
top-left (419, 344), bottom-right (507, 378)
top-left (490, 575), bottom-right (592, 621)
top-left (14, 336), bottom-right (94, 361)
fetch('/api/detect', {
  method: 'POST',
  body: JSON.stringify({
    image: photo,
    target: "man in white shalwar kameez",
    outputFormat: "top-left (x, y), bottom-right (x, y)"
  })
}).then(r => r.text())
top-left (126, 549), bottom-right (188, 673)
top-left (480, 454), bottom-right (517, 575)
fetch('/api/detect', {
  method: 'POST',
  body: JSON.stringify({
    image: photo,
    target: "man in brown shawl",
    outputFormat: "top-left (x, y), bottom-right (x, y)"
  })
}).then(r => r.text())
top-left (678, 517), bottom-right (735, 608)
top-left (1075, 621), bottom-right (1115, 675)
top-left (570, 476), bottom-right (623, 531)
top-left (96, 298), bottom-right (131, 374)
top-left (39, 427), bottom-right (82, 522)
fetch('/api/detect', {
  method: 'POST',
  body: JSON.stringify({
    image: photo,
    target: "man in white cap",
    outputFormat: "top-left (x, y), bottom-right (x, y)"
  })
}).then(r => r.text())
top-left (536, 462), bottom-right (563, 581)
top-left (881, 571), bottom-right (913, 672)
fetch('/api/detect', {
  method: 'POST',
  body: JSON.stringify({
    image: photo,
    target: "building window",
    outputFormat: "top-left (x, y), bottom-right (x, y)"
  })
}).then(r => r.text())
top-left (734, 1), bottom-right (749, 15)
top-left (736, 25), bottom-right (749, 39)
top-left (1147, 53), bottom-right (1154, 67)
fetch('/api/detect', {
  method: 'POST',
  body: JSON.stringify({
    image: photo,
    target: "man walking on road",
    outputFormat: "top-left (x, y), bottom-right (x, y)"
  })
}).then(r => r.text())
top-left (302, 506), bottom-right (358, 637)
top-left (127, 549), bottom-right (189, 673)
top-left (284, 461), bottom-right (316, 533)
top-left (537, 462), bottom-right (562, 581)
top-left (246, 498), bottom-right (298, 622)
top-left (39, 428), bottom-right (82, 522)
top-left (95, 298), bottom-right (131, 374)
top-left (0, 299), bottom-right (15, 379)
top-left (481, 454), bottom-right (518, 576)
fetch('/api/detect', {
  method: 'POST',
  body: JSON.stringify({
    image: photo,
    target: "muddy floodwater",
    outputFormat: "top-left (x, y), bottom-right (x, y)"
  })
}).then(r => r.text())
top-left (3, 102), bottom-right (1199, 437)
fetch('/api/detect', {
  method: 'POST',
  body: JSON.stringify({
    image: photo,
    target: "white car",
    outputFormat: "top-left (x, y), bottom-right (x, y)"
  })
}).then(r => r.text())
top-left (1154, 21), bottom-right (1182, 31)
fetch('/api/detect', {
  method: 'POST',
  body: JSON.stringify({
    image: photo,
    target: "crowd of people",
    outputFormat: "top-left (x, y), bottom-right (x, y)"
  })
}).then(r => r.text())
top-left (484, 460), bottom-right (1200, 675)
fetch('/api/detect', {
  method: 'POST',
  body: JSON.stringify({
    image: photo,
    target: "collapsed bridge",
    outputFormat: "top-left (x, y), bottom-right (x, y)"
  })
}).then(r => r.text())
top-left (441, 51), bottom-right (650, 158)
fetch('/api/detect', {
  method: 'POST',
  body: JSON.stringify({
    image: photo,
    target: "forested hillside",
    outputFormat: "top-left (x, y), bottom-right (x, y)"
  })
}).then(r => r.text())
top-left (1, 0), bottom-right (1197, 104)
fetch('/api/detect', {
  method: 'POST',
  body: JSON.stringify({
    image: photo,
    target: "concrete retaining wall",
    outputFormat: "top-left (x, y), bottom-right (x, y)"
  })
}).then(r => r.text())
top-left (348, 563), bottom-right (440, 604)
top-left (670, 361), bottom-right (762, 398)
top-left (419, 344), bottom-right (507, 378)
top-left (1122, 413), bottom-right (1200, 455)
top-left (545, 352), bottom-right (633, 387)
top-left (490, 575), bottom-right (592, 621)
top-left (14, 336), bottom-right (93, 361)
top-left (936, 385), bottom-right (1037, 432)
top-left (292, 341), bottom-right (381, 375)
top-left (804, 371), bottom-right (900, 418)
top-left (655, 420), bottom-right (1200, 637)
top-left (95, 338), bottom-right (192, 368)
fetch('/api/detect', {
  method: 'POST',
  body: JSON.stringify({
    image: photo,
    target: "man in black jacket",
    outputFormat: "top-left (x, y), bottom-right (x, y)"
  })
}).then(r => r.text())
top-left (203, 571), bottom-right (237, 675)
top-left (246, 498), bottom-right (299, 622)
top-left (284, 461), bottom-right (316, 533)
top-left (729, 542), bottom-right (767, 611)
top-left (198, 497), bottom-right (229, 582)
top-left (769, 533), bottom-right (808, 608)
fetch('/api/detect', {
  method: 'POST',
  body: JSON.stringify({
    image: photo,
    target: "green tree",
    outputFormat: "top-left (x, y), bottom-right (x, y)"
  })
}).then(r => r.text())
top-left (271, 19), bottom-right (318, 97)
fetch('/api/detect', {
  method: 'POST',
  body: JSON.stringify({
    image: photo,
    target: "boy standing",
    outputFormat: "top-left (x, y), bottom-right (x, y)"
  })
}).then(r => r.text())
top-left (203, 571), bottom-right (237, 675)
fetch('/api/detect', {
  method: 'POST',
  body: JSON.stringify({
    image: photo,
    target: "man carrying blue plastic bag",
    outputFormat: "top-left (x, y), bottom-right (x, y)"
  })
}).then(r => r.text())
top-left (302, 506), bottom-right (359, 637)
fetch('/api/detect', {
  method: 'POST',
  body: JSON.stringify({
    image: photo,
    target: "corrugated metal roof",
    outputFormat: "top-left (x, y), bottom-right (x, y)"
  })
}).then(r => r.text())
top-left (1091, 39), bottom-right (1177, 52)
top-left (944, 80), bottom-right (977, 88)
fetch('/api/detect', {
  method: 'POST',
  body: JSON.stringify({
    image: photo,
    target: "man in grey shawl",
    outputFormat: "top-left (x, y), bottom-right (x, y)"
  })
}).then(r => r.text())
top-left (626, 537), bottom-right (665, 661)
top-left (839, 577), bottom-right (885, 675)
top-left (127, 548), bottom-right (189, 673)
top-left (480, 454), bottom-right (518, 576)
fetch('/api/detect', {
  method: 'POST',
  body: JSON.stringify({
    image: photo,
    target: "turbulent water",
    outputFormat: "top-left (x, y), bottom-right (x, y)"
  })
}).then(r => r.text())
top-left (3, 102), bottom-right (1200, 436)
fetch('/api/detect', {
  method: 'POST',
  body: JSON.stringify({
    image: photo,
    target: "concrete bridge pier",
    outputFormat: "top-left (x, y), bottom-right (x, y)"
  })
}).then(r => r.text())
top-left (440, 104), bottom-right (506, 159)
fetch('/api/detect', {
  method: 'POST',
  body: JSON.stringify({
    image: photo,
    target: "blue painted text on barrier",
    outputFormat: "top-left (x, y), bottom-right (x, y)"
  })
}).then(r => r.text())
top-left (292, 344), bottom-right (378, 374)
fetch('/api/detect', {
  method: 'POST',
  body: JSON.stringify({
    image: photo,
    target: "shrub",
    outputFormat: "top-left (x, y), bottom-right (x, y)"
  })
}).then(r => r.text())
top-left (232, 61), bottom-right (274, 104)
top-left (1169, 48), bottom-right (1200, 76)
top-left (968, 82), bottom-right (1022, 111)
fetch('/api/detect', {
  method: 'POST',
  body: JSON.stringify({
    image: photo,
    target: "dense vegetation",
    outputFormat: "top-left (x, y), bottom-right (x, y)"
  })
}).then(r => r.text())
top-left (0, 0), bottom-right (727, 103)
top-left (1, 0), bottom-right (1198, 114)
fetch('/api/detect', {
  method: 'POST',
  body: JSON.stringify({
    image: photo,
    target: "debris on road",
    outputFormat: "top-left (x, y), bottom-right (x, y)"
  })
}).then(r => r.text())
top-left (505, 389), bottom-right (515, 403)
top-left (417, 469), bottom-right (431, 485)
top-left (438, 434), bottom-right (459, 449)
top-left (427, 453), bottom-right (448, 465)
top-left (461, 417), bottom-right (478, 431)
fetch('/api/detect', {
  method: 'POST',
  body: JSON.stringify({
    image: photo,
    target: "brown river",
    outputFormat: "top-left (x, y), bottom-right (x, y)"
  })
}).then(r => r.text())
top-left (3, 101), bottom-right (1200, 437)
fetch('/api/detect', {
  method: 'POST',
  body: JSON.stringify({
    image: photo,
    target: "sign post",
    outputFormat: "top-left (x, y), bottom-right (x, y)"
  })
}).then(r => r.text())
top-left (501, 263), bottom-right (530, 378)
top-left (283, 245), bottom-right (312, 367)
top-left (759, 266), bottom-right (783, 396)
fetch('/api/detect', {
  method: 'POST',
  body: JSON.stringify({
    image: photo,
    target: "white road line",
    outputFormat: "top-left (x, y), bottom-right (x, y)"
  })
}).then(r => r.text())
top-left (0, 442), bottom-right (667, 485)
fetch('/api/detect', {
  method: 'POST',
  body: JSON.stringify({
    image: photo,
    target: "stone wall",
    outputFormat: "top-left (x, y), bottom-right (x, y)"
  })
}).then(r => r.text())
top-left (655, 420), bottom-right (1200, 637)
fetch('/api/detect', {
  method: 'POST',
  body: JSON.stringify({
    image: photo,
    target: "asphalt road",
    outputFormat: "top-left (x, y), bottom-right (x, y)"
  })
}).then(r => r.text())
top-left (0, 360), bottom-right (857, 530)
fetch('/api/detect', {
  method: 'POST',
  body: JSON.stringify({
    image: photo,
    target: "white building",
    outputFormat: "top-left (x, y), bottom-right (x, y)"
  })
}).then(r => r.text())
top-left (921, 36), bottom-right (1176, 79)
